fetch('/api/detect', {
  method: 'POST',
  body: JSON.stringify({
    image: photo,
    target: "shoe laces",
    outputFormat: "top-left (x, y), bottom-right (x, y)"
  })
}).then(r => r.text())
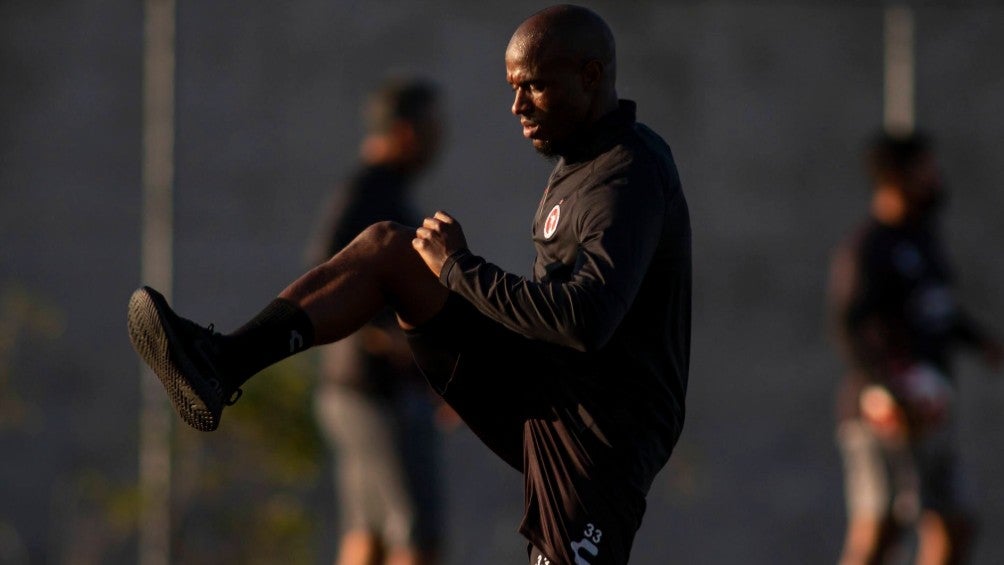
top-left (203, 323), bottom-right (243, 405)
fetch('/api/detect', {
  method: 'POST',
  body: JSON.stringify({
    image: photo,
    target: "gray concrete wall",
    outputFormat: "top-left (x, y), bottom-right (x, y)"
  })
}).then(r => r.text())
top-left (3, 1), bottom-right (1003, 563)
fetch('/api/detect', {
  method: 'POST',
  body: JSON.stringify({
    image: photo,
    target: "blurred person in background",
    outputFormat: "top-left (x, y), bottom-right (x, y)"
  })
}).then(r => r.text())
top-left (828, 130), bottom-right (1002, 565)
top-left (307, 78), bottom-right (448, 565)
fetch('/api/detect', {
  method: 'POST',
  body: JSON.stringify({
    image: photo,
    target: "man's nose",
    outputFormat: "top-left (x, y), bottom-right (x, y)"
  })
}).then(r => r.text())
top-left (511, 89), bottom-right (530, 116)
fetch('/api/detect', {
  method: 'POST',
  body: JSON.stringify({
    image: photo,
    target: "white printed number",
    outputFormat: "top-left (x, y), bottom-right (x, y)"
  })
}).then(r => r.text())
top-left (570, 523), bottom-right (603, 564)
top-left (536, 555), bottom-right (550, 565)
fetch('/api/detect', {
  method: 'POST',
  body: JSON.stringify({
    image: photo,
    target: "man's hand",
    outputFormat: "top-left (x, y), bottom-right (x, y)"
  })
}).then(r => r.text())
top-left (413, 211), bottom-right (468, 277)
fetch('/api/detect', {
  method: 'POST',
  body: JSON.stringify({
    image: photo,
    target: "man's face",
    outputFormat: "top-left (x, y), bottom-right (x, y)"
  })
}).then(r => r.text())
top-left (505, 43), bottom-right (590, 156)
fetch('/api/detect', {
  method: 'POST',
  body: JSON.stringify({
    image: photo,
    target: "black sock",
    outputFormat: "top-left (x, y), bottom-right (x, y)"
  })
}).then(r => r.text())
top-left (219, 298), bottom-right (315, 389)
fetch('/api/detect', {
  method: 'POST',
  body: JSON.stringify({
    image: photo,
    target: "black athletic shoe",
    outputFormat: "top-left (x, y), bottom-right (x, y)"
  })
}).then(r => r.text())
top-left (127, 286), bottom-right (242, 431)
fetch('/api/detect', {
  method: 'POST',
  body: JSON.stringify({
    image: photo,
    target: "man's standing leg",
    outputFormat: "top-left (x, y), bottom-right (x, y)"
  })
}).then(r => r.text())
top-left (913, 423), bottom-right (976, 565)
top-left (836, 420), bottom-right (905, 564)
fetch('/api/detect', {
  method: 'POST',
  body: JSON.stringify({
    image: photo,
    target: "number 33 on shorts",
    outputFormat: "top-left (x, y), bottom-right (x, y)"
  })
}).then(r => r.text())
top-left (570, 522), bottom-right (603, 563)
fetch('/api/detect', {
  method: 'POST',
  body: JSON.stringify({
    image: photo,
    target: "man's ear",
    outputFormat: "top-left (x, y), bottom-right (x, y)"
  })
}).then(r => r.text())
top-left (581, 59), bottom-right (604, 91)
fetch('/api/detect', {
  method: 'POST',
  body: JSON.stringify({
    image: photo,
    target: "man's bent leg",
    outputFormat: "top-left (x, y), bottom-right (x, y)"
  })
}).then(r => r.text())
top-left (128, 221), bottom-right (449, 431)
top-left (279, 221), bottom-right (449, 343)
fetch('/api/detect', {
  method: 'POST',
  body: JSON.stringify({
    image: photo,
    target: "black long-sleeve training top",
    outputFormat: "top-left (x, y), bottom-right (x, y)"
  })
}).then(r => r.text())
top-left (440, 100), bottom-right (691, 499)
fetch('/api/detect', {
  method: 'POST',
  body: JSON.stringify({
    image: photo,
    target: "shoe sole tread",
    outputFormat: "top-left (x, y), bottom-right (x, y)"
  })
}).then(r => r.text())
top-left (127, 287), bottom-right (221, 431)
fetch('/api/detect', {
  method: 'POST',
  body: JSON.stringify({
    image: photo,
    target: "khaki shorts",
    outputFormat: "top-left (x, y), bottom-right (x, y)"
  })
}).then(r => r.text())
top-left (315, 384), bottom-right (442, 550)
top-left (836, 418), bottom-right (970, 523)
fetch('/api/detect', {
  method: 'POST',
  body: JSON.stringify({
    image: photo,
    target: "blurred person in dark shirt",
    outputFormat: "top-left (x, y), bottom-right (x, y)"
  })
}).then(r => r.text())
top-left (307, 78), bottom-right (447, 565)
top-left (828, 130), bottom-right (1002, 564)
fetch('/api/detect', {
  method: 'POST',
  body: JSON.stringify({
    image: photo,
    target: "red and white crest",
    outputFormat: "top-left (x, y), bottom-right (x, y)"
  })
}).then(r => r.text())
top-left (543, 204), bottom-right (561, 239)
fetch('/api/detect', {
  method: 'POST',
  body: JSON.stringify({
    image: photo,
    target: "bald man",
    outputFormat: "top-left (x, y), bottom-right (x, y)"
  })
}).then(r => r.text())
top-left (128, 5), bottom-right (691, 564)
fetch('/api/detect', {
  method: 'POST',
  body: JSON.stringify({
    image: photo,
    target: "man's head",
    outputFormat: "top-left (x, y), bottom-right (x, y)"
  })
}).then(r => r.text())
top-left (505, 5), bottom-right (618, 157)
top-left (362, 78), bottom-right (442, 172)
top-left (867, 130), bottom-right (945, 223)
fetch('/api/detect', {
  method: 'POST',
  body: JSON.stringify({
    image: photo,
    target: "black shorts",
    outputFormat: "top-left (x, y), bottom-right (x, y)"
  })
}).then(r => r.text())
top-left (406, 292), bottom-right (546, 470)
top-left (407, 293), bottom-right (643, 565)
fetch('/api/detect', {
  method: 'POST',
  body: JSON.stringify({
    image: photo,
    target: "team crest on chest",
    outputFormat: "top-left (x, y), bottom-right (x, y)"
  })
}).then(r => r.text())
top-left (543, 204), bottom-right (561, 240)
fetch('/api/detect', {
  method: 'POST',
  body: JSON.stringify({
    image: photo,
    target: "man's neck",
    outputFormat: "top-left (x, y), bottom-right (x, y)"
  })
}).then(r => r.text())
top-left (553, 99), bottom-right (631, 162)
top-left (587, 91), bottom-right (619, 124)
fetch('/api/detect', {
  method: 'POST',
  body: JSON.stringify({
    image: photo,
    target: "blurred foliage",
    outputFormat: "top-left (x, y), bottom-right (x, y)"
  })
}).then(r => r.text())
top-left (55, 470), bottom-right (141, 565)
top-left (0, 520), bottom-right (29, 564)
top-left (0, 281), bottom-right (327, 562)
top-left (0, 281), bottom-right (142, 564)
top-left (170, 352), bottom-right (326, 565)
top-left (0, 281), bottom-right (65, 431)
top-left (225, 354), bottom-right (324, 481)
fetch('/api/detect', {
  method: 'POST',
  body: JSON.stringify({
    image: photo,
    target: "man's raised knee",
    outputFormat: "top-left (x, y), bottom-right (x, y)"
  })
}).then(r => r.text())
top-left (356, 221), bottom-right (415, 253)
